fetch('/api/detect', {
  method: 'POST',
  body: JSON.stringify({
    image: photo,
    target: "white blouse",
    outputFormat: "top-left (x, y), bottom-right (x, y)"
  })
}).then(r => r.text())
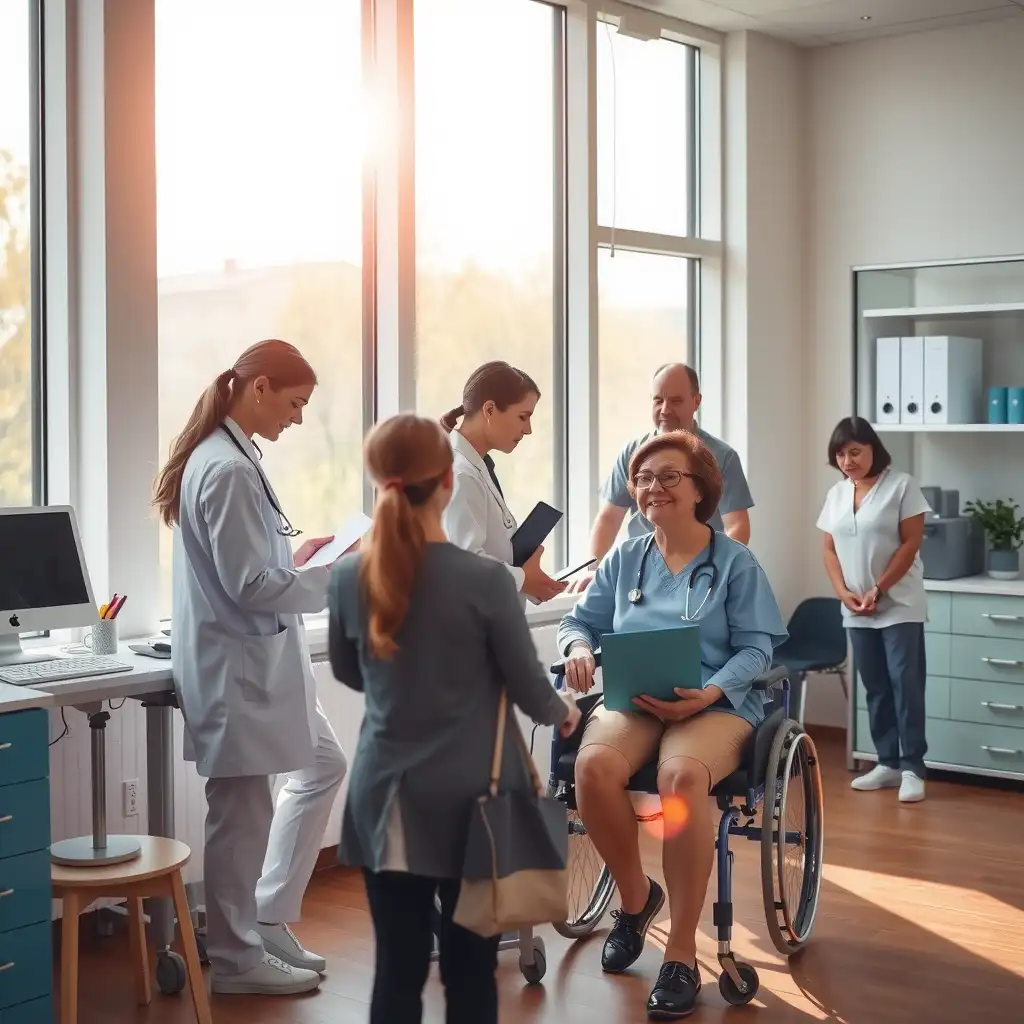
top-left (816, 468), bottom-right (932, 629)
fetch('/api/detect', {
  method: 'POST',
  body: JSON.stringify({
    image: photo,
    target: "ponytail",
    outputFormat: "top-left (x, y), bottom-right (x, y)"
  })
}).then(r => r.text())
top-left (440, 404), bottom-right (464, 432)
top-left (153, 369), bottom-right (234, 527)
top-left (360, 485), bottom-right (426, 660)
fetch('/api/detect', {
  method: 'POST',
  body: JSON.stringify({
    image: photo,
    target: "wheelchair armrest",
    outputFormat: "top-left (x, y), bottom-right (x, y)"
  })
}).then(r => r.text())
top-left (550, 648), bottom-right (602, 681)
top-left (549, 691), bottom-right (603, 763)
top-left (750, 665), bottom-right (790, 691)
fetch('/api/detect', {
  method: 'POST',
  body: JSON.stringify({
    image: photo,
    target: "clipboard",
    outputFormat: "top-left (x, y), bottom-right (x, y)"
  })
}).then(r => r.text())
top-left (510, 502), bottom-right (564, 567)
top-left (600, 625), bottom-right (703, 712)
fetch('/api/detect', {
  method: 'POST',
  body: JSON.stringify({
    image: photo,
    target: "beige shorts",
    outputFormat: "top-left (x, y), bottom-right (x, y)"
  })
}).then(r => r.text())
top-left (579, 703), bottom-right (753, 791)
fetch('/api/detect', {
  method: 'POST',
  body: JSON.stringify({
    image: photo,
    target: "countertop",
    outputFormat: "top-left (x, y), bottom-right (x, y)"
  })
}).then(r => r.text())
top-left (923, 575), bottom-right (1024, 597)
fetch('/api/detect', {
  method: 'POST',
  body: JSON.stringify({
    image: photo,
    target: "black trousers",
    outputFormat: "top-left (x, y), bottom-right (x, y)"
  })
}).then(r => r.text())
top-left (362, 869), bottom-right (500, 1024)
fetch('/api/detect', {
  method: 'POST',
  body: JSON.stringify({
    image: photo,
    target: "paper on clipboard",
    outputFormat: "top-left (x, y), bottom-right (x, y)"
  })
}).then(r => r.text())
top-left (301, 513), bottom-right (374, 568)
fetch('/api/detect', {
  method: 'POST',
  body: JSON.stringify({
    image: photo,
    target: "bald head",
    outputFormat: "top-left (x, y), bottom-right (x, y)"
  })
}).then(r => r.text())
top-left (651, 363), bottom-right (701, 432)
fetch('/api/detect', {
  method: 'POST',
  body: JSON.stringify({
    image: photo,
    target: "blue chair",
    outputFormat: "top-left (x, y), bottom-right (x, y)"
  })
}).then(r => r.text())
top-left (526, 659), bottom-right (824, 1005)
top-left (772, 597), bottom-right (848, 724)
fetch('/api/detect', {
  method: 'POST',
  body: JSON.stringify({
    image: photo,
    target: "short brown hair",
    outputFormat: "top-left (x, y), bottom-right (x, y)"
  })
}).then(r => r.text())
top-left (627, 430), bottom-right (722, 525)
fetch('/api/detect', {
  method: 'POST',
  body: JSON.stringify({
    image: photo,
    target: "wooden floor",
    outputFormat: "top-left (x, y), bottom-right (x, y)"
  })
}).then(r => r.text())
top-left (72, 730), bottom-right (1024, 1023)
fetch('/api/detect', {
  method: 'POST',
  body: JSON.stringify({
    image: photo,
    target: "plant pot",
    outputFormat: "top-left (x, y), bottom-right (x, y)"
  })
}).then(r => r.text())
top-left (986, 548), bottom-right (1020, 580)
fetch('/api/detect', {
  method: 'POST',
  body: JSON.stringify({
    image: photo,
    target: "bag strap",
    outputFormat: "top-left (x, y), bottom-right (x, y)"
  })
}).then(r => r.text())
top-left (488, 689), bottom-right (545, 798)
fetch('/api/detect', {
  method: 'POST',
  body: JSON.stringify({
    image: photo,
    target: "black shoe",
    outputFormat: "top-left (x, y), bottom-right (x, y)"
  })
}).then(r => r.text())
top-left (600, 878), bottom-right (665, 974)
top-left (646, 961), bottom-right (702, 1020)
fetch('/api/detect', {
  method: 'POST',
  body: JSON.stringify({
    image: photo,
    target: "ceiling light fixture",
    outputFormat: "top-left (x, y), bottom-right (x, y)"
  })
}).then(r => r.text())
top-left (860, 15), bottom-right (872, 20)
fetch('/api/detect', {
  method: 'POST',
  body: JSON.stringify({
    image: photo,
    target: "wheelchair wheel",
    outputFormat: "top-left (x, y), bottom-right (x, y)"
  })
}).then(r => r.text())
top-left (718, 961), bottom-right (759, 1006)
top-left (552, 806), bottom-right (617, 939)
top-left (519, 935), bottom-right (546, 984)
top-left (760, 719), bottom-right (824, 957)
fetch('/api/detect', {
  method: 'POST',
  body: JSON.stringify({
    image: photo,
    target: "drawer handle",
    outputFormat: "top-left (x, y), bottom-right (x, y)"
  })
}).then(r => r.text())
top-left (983, 613), bottom-right (1024, 623)
top-left (0, 742), bottom-right (10, 751)
top-left (0, 888), bottom-right (13, 898)
top-left (981, 745), bottom-right (1022, 756)
top-left (0, 962), bottom-right (13, 973)
top-left (0, 815), bottom-right (11, 824)
top-left (981, 657), bottom-right (1023, 667)
top-left (981, 701), bottom-right (1024, 711)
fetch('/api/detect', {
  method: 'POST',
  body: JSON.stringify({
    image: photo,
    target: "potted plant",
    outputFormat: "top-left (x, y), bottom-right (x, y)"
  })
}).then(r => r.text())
top-left (964, 498), bottom-right (1024, 579)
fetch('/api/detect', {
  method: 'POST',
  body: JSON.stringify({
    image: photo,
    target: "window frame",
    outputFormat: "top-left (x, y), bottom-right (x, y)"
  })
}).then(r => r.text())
top-left (37, 0), bottom-right (723, 636)
top-left (28, 0), bottom-right (47, 506)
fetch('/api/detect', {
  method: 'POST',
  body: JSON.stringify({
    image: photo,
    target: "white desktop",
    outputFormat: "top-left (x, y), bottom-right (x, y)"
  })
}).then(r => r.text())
top-left (0, 504), bottom-right (140, 865)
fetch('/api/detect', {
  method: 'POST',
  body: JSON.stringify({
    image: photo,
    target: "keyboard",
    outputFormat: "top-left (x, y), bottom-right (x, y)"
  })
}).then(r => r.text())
top-left (0, 655), bottom-right (134, 686)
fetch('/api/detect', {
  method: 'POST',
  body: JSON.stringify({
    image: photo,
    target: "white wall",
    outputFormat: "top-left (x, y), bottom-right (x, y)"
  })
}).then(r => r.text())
top-left (803, 17), bottom-right (1024, 723)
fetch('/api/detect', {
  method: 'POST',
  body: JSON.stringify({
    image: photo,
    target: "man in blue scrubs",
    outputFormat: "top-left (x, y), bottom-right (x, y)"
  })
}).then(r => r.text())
top-left (582, 364), bottom-right (753, 573)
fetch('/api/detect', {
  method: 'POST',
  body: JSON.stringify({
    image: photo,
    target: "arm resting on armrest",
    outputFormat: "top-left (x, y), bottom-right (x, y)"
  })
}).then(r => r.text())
top-left (750, 665), bottom-right (790, 691)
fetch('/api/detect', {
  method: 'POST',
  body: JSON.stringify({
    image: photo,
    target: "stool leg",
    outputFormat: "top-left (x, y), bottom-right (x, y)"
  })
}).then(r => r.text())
top-left (128, 896), bottom-right (152, 1006)
top-left (170, 870), bottom-right (212, 1024)
top-left (60, 891), bottom-right (82, 1024)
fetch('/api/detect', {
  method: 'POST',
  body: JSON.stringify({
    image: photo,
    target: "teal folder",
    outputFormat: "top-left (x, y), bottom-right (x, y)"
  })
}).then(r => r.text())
top-left (600, 625), bottom-right (703, 713)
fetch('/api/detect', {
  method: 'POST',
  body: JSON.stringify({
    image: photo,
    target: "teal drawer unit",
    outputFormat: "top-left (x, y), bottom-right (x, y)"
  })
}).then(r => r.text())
top-left (0, 712), bottom-right (47, 788)
top-left (949, 635), bottom-right (1024, 686)
top-left (2, 996), bottom-right (53, 1023)
top-left (925, 591), bottom-right (951, 634)
top-left (951, 592), bottom-right (1024, 640)
top-left (2, 996), bottom-right (54, 1023)
top-left (0, 710), bottom-right (52, 1022)
top-left (949, 678), bottom-right (1024, 729)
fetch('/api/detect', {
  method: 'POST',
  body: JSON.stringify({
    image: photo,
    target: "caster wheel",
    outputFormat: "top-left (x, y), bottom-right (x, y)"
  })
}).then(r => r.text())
top-left (519, 937), bottom-right (546, 985)
top-left (718, 962), bottom-right (759, 1006)
top-left (156, 950), bottom-right (187, 995)
top-left (196, 931), bottom-right (209, 966)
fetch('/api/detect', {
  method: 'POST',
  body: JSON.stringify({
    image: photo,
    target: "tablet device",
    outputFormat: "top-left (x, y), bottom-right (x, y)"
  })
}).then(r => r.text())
top-left (511, 502), bottom-right (564, 567)
top-left (600, 625), bottom-right (702, 713)
top-left (554, 557), bottom-right (597, 582)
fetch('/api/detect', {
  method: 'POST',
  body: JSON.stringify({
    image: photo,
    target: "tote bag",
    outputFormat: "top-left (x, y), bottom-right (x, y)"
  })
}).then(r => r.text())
top-left (453, 689), bottom-right (569, 938)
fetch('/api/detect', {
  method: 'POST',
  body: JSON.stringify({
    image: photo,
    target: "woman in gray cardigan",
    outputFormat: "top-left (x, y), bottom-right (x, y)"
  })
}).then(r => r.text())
top-left (328, 413), bottom-right (580, 1024)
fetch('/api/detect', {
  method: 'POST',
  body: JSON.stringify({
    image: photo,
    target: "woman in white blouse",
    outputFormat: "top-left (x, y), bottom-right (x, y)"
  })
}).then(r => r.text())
top-left (817, 417), bottom-right (932, 803)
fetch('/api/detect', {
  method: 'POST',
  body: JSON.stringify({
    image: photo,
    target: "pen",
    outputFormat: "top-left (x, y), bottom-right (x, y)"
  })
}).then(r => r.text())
top-left (108, 595), bottom-right (128, 620)
top-left (100, 594), bottom-right (119, 619)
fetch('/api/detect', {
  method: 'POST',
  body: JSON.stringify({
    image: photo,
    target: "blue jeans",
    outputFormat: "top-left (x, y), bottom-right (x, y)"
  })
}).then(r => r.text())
top-left (848, 622), bottom-right (927, 777)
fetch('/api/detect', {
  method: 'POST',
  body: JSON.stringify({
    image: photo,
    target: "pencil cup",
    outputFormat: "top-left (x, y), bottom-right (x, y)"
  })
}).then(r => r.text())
top-left (86, 619), bottom-right (119, 656)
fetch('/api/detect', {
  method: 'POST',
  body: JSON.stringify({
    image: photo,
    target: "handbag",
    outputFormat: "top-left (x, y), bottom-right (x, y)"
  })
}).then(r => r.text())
top-left (453, 689), bottom-right (569, 938)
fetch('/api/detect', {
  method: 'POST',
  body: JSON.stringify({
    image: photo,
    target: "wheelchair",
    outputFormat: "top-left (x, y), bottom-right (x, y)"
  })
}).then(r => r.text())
top-left (513, 659), bottom-right (825, 1005)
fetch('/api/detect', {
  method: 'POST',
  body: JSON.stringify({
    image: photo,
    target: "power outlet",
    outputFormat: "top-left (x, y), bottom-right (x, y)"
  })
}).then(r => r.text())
top-left (123, 779), bottom-right (138, 818)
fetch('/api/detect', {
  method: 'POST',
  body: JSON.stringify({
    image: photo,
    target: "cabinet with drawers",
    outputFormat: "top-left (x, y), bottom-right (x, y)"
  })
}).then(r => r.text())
top-left (852, 584), bottom-right (1024, 780)
top-left (0, 710), bottom-right (53, 1022)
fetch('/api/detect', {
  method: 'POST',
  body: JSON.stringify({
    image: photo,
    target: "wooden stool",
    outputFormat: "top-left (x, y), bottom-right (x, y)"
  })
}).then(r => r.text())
top-left (52, 835), bottom-right (211, 1024)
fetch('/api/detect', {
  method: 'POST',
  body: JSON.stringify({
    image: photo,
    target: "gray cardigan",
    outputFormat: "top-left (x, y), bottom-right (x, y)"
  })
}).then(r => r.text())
top-left (328, 542), bottom-right (568, 879)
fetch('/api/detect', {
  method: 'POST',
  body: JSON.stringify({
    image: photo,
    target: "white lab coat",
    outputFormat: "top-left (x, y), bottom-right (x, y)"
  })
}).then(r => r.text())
top-left (442, 430), bottom-right (526, 592)
top-left (171, 418), bottom-right (332, 778)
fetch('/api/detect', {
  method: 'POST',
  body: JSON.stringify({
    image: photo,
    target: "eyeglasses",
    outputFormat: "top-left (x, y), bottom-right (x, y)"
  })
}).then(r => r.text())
top-left (633, 470), bottom-right (693, 490)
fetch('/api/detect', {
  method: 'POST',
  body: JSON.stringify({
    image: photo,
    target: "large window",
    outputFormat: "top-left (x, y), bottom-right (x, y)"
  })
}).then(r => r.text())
top-left (155, 0), bottom-right (365, 612)
top-left (597, 249), bottom-right (693, 475)
top-left (0, 1), bottom-right (40, 507)
top-left (594, 20), bottom-right (700, 494)
top-left (413, 0), bottom-right (563, 560)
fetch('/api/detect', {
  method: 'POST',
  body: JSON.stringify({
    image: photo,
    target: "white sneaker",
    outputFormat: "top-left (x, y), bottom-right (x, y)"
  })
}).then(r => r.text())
top-left (211, 952), bottom-right (322, 995)
top-left (898, 771), bottom-right (925, 803)
top-left (851, 765), bottom-right (901, 791)
top-left (256, 922), bottom-right (327, 974)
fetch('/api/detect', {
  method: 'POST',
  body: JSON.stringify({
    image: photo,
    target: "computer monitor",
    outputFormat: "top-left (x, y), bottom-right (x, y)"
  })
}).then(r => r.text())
top-left (0, 505), bottom-right (98, 666)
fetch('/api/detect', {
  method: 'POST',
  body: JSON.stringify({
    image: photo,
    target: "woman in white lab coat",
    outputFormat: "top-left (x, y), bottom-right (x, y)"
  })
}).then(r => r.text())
top-left (152, 339), bottom-right (348, 996)
top-left (440, 361), bottom-right (565, 603)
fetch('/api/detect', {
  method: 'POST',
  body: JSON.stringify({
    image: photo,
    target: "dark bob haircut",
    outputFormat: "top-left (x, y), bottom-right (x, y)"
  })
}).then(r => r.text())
top-left (827, 416), bottom-right (892, 477)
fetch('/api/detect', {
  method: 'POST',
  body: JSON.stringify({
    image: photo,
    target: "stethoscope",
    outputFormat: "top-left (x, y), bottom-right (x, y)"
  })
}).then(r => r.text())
top-left (628, 526), bottom-right (718, 621)
top-left (220, 425), bottom-right (302, 538)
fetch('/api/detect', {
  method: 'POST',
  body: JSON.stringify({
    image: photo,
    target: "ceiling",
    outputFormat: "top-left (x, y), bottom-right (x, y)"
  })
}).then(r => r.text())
top-left (629, 0), bottom-right (1024, 46)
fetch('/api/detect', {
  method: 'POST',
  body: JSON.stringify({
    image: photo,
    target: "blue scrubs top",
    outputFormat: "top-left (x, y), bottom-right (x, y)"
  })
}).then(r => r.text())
top-left (600, 427), bottom-right (754, 538)
top-left (556, 532), bottom-right (788, 727)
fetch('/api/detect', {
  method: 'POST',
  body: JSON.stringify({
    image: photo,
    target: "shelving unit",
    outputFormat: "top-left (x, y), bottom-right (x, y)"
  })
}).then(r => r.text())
top-left (850, 255), bottom-right (1024, 783)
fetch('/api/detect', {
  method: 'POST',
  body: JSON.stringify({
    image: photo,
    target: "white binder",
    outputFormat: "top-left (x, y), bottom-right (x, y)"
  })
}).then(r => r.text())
top-left (899, 337), bottom-right (924, 424)
top-left (875, 337), bottom-right (901, 424)
top-left (923, 336), bottom-right (983, 424)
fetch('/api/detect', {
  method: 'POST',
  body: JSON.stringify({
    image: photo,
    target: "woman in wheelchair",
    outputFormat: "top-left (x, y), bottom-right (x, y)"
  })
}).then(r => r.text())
top-left (557, 430), bottom-right (787, 1020)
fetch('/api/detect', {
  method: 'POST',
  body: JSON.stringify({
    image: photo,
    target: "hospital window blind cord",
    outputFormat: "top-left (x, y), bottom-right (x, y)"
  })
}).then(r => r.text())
top-left (603, 19), bottom-right (618, 257)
